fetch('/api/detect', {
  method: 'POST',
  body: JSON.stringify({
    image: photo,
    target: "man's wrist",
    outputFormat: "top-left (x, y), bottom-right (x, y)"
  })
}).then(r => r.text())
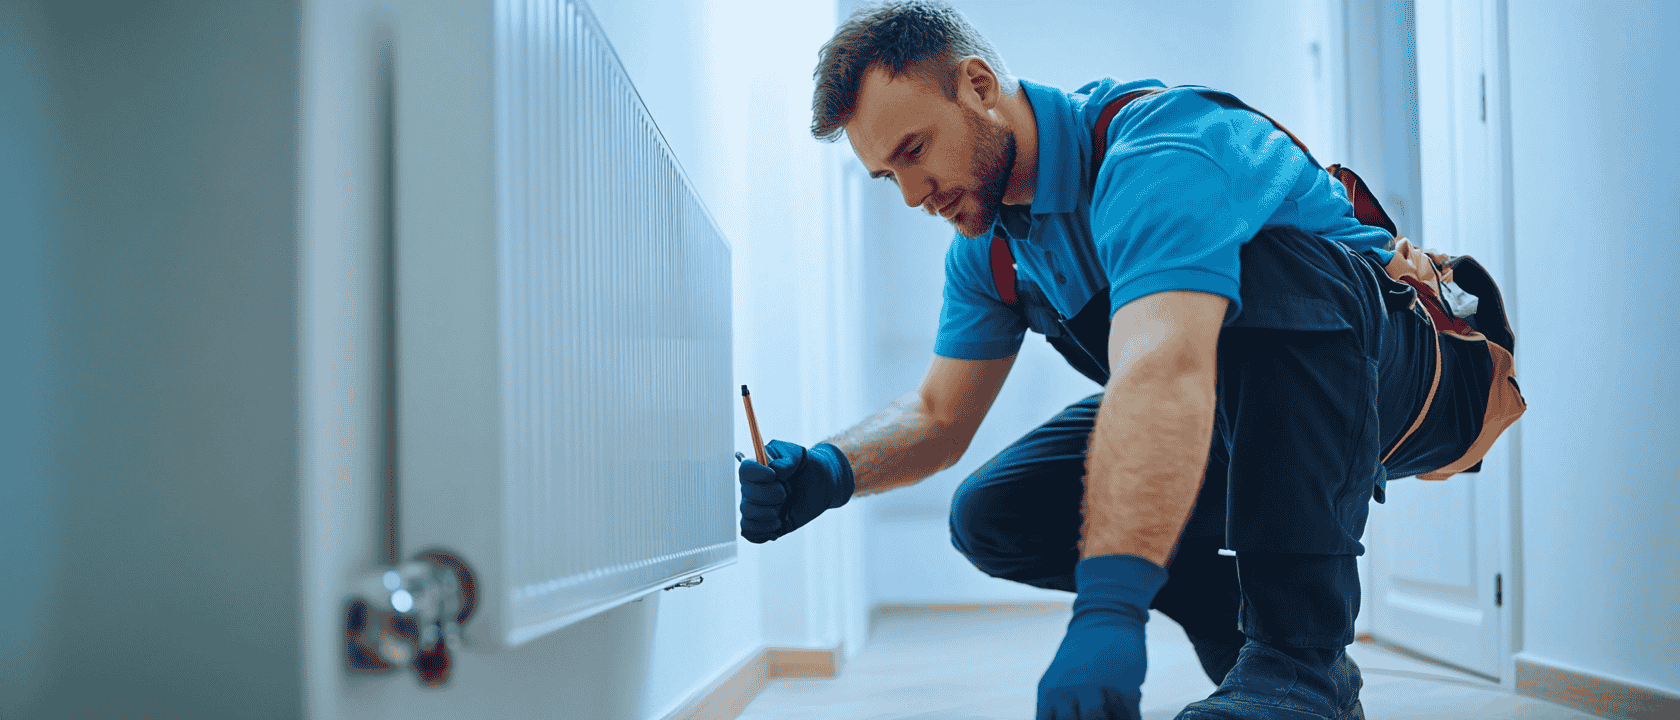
top-left (1074, 553), bottom-right (1168, 615)
top-left (811, 442), bottom-right (855, 508)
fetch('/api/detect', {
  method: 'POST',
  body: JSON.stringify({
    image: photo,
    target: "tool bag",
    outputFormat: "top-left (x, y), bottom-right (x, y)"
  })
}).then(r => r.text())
top-left (990, 85), bottom-right (1525, 481)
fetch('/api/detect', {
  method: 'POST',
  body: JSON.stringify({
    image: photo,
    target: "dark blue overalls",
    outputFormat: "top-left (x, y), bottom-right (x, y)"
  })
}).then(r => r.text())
top-left (947, 218), bottom-right (1488, 684)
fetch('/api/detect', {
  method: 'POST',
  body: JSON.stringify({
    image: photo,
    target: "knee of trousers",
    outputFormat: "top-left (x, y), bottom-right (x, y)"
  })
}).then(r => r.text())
top-left (947, 493), bottom-right (1013, 578)
top-left (944, 393), bottom-right (1101, 586)
top-left (947, 487), bottom-right (1065, 582)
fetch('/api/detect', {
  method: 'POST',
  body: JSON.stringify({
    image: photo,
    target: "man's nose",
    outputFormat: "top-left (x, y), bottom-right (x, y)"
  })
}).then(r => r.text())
top-left (898, 172), bottom-right (933, 210)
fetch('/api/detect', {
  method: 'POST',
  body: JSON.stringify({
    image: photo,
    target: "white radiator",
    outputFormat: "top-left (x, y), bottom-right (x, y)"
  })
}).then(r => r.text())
top-left (394, 0), bottom-right (736, 649)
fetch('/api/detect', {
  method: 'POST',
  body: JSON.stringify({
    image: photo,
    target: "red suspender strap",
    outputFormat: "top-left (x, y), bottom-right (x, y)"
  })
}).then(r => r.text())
top-left (989, 227), bottom-right (1018, 308)
top-left (1327, 164), bottom-right (1400, 238)
top-left (1088, 88), bottom-right (1167, 188)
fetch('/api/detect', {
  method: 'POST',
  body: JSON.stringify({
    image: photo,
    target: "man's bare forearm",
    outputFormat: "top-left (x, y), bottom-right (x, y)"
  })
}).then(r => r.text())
top-left (1081, 291), bottom-right (1227, 566)
top-left (823, 390), bottom-right (965, 496)
top-left (1080, 362), bottom-right (1216, 565)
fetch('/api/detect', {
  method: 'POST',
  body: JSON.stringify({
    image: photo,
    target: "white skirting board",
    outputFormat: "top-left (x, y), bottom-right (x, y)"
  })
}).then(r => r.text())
top-left (1515, 654), bottom-right (1680, 720)
top-left (665, 645), bottom-right (844, 720)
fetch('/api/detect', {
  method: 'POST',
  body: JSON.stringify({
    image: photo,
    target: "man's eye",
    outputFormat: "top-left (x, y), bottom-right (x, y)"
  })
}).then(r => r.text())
top-left (909, 144), bottom-right (923, 159)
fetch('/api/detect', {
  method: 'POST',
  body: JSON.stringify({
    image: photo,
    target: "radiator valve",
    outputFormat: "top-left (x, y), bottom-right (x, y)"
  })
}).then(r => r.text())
top-left (346, 549), bottom-right (477, 686)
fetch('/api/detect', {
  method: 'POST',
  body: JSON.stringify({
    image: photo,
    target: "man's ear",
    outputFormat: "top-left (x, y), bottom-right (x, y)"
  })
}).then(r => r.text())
top-left (955, 56), bottom-right (1000, 112)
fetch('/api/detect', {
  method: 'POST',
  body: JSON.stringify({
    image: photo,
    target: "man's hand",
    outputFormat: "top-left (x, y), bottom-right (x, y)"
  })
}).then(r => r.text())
top-left (1037, 554), bottom-right (1168, 720)
top-left (738, 440), bottom-right (854, 543)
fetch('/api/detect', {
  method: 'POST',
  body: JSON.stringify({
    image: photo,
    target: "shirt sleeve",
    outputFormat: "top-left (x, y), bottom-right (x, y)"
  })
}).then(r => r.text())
top-left (1090, 89), bottom-right (1313, 322)
top-left (933, 232), bottom-right (1027, 360)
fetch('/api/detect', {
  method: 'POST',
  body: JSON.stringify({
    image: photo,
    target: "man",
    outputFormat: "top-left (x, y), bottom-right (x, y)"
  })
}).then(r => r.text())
top-left (737, 2), bottom-right (1487, 719)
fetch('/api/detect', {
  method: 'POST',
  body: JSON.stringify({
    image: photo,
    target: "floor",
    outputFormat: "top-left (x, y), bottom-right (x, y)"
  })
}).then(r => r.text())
top-left (737, 604), bottom-right (1607, 720)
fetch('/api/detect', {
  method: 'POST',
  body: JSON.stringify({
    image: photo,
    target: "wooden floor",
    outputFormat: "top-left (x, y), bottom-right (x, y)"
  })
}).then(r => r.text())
top-left (737, 604), bottom-right (1607, 720)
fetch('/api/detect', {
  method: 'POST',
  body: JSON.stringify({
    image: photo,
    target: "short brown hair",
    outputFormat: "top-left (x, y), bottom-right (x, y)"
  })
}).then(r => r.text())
top-left (810, 0), bottom-right (1014, 142)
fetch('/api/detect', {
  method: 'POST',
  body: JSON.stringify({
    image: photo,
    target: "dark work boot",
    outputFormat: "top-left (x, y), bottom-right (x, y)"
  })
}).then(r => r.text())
top-left (1174, 553), bottom-right (1365, 720)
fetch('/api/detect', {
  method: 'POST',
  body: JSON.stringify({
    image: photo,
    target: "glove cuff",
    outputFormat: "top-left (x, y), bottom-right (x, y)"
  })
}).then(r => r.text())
top-left (1073, 554), bottom-right (1168, 621)
top-left (810, 442), bottom-right (855, 508)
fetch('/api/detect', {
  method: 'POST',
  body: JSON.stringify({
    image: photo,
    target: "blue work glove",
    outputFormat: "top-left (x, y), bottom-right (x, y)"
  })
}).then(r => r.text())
top-left (738, 440), bottom-right (854, 544)
top-left (1037, 553), bottom-right (1168, 720)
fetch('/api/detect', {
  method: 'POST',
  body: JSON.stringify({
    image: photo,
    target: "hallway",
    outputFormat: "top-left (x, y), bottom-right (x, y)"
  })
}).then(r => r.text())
top-left (739, 604), bottom-right (1605, 720)
top-left (4, 1), bottom-right (1678, 718)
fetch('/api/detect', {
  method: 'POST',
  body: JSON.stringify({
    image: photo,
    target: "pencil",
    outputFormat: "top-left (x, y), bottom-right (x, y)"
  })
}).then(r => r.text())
top-left (742, 385), bottom-right (769, 466)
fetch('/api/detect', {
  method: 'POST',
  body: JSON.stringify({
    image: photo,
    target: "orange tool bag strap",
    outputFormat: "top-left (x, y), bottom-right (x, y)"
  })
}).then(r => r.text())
top-left (1378, 240), bottom-right (1527, 479)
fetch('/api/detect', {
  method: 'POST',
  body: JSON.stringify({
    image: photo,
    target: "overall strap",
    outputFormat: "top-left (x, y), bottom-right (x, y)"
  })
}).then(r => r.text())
top-left (991, 86), bottom-right (1167, 309)
top-left (988, 226), bottom-right (1019, 308)
top-left (1088, 87), bottom-right (1169, 188)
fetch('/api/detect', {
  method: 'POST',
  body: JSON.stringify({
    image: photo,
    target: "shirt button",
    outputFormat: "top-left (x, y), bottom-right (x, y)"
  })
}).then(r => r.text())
top-left (1055, 272), bottom-right (1067, 285)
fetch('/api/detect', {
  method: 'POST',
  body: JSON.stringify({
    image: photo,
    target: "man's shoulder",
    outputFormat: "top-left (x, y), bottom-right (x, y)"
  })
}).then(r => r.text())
top-left (1071, 77), bottom-right (1169, 101)
top-left (1067, 77), bottom-right (1169, 128)
top-left (1091, 83), bottom-right (1275, 167)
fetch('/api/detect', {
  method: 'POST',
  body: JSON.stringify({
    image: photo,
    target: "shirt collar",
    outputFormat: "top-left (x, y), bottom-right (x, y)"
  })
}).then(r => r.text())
top-left (1019, 79), bottom-right (1078, 216)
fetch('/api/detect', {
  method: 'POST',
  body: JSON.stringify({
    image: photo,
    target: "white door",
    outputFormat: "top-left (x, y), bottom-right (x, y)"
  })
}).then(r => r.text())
top-left (1361, 0), bottom-right (1513, 681)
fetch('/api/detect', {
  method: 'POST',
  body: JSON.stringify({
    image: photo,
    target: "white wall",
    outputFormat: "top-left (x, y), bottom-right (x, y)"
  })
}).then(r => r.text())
top-left (1506, 0), bottom-right (1680, 700)
top-left (857, 0), bottom-right (1342, 606)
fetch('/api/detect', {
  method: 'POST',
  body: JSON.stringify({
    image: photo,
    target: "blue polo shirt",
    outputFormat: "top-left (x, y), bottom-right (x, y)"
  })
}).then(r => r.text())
top-left (934, 77), bottom-right (1395, 361)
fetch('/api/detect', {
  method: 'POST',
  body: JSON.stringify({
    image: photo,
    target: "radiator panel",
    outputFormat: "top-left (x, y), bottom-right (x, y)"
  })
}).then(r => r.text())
top-left (494, 0), bottom-right (735, 645)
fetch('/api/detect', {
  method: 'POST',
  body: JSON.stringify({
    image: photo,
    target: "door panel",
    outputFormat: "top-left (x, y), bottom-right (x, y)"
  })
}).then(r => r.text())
top-left (1367, 465), bottom-right (1502, 678)
top-left (1381, 480), bottom-right (1476, 590)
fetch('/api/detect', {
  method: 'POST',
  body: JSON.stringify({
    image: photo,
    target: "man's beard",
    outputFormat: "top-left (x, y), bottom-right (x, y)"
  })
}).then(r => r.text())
top-left (952, 106), bottom-right (1017, 238)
